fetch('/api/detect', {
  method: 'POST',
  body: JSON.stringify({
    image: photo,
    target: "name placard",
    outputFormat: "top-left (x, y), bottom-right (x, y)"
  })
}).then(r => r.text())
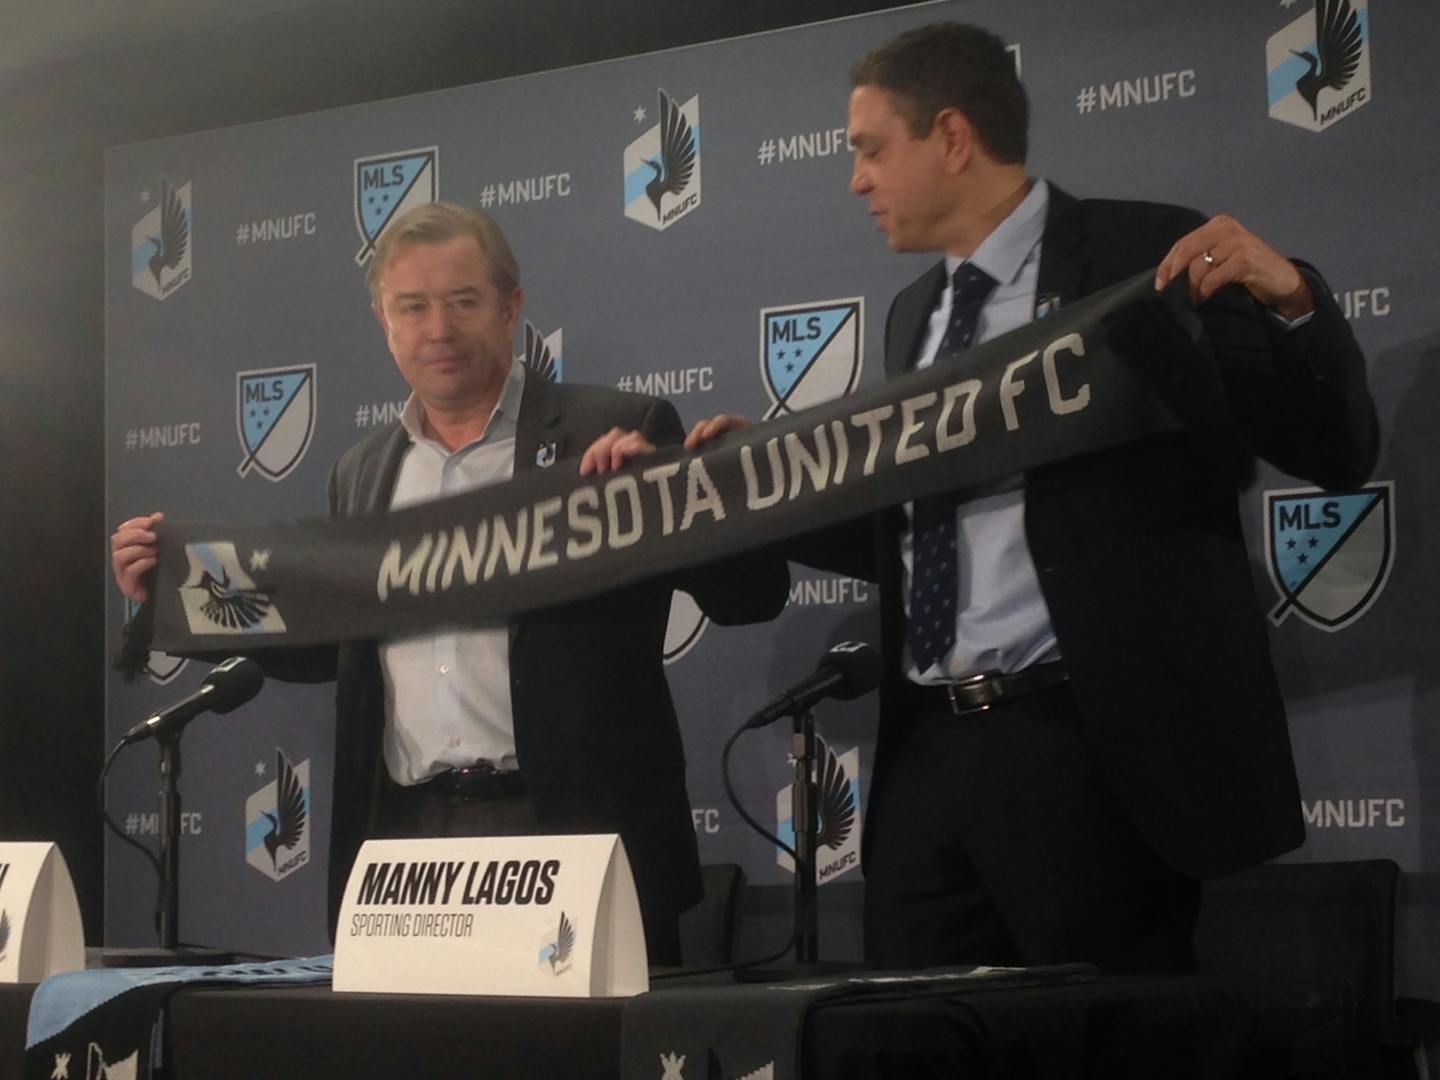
top-left (333, 833), bottom-right (648, 997)
top-left (0, 843), bottom-right (86, 983)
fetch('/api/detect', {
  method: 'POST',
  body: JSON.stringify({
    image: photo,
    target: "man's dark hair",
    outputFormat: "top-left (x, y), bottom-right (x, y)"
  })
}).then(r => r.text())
top-left (851, 22), bottom-right (1028, 165)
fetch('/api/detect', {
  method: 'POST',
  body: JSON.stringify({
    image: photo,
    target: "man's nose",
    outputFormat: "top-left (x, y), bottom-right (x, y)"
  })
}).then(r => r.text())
top-left (849, 163), bottom-right (871, 196)
top-left (422, 303), bottom-right (454, 338)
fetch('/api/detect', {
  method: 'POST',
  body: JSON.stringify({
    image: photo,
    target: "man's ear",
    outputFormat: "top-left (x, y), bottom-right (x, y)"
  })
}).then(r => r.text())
top-left (932, 108), bottom-right (976, 174)
top-left (505, 286), bottom-right (525, 335)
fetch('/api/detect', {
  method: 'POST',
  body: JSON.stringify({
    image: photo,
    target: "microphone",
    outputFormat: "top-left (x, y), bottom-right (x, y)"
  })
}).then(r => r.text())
top-left (119, 657), bottom-right (264, 746)
top-left (747, 641), bottom-right (880, 729)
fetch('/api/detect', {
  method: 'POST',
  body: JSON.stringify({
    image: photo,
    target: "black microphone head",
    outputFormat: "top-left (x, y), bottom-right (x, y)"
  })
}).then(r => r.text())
top-left (822, 641), bottom-right (881, 700)
top-left (202, 657), bottom-right (265, 714)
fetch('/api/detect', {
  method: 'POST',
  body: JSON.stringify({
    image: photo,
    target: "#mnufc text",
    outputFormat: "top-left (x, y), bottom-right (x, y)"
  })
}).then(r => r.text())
top-left (354, 858), bottom-right (560, 907)
top-left (377, 331), bottom-right (1091, 601)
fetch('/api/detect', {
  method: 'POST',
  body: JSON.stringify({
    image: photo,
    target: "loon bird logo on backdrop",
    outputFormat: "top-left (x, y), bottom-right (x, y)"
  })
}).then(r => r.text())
top-left (759, 299), bottom-right (864, 419)
top-left (235, 364), bottom-right (316, 481)
top-left (1264, 481), bottom-right (1393, 632)
top-left (130, 177), bottom-right (191, 300)
top-left (353, 147), bottom-right (439, 264)
top-left (245, 748), bottom-right (311, 882)
top-left (1267, 0), bottom-right (1370, 132)
top-left (776, 739), bottom-right (862, 884)
top-left (663, 590), bottom-right (708, 666)
top-left (624, 90), bottom-right (701, 231)
top-left (518, 321), bottom-right (563, 383)
top-left (180, 542), bottom-right (287, 636)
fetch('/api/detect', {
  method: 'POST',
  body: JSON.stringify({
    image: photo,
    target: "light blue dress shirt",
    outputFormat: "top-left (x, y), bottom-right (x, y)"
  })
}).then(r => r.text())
top-left (902, 179), bottom-right (1063, 683)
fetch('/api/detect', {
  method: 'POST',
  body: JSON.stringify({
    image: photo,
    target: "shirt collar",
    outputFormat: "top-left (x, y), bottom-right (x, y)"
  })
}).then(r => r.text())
top-left (399, 360), bottom-right (527, 450)
top-left (944, 178), bottom-right (1049, 289)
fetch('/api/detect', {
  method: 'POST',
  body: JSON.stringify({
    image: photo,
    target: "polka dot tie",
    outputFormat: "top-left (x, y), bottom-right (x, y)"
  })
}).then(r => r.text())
top-left (907, 263), bottom-right (998, 672)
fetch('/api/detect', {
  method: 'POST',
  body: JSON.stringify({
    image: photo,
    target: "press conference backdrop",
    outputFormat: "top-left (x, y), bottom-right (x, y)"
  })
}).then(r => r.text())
top-left (103, 0), bottom-right (1439, 990)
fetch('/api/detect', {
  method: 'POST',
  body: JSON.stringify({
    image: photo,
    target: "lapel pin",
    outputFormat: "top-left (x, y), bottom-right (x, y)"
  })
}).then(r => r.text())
top-left (535, 441), bottom-right (558, 468)
top-left (1034, 293), bottom-right (1062, 319)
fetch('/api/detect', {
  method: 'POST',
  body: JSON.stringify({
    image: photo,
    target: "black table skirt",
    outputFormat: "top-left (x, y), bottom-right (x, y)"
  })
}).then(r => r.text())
top-left (3, 973), bottom-right (1248, 1079)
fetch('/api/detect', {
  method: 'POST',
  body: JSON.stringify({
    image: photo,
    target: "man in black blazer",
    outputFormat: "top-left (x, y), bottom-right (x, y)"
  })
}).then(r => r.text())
top-left (112, 202), bottom-right (788, 963)
top-left (684, 22), bottom-right (1377, 971)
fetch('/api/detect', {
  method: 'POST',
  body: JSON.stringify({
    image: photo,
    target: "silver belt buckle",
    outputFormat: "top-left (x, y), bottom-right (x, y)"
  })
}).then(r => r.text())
top-left (946, 672), bottom-right (998, 715)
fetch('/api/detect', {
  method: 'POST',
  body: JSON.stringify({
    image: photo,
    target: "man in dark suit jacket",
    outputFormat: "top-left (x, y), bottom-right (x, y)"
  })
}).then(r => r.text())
top-left (112, 202), bottom-right (788, 963)
top-left (683, 22), bottom-right (1377, 972)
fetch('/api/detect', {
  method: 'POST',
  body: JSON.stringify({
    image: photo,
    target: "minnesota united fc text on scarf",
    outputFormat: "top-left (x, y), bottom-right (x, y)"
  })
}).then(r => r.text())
top-left (136, 273), bottom-right (1197, 654)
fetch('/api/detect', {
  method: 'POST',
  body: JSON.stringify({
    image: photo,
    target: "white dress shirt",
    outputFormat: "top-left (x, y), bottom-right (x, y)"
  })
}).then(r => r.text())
top-left (380, 361), bottom-right (526, 784)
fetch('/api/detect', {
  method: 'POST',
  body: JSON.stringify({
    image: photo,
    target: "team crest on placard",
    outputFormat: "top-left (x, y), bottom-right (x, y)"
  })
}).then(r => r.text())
top-left (776, 739), bottom-right (862, 885)
top-left (663, 589), bottom-right (708, 666)
top-left (180, 542), bottom-right (288, 636)
top-left (245, 748), bottom-right (311, 882)
top-left (760, 298), bottom-right (864, 419)
top-left (517, 321), bottom-right (563, 383)
top-left (236, 364), bottom-right (316, 481)
top-left (624, 90), bottom-right (701, 231)
top-left (1266, 0), bottom-right (1371, 133)
top-left (1265, 481), bottom-right (1394, 632)
top-left (538, 911), bottom-right (575, 975)
top-left (124, 598), bottom-right (187, 685)
top-left (131, 177), bottom-right (192, 301)
top-left (353, 146), bottom-right (439, 265)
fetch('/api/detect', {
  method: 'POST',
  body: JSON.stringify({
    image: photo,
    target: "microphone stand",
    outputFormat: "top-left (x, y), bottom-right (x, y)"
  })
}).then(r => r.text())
top-left (735, 706), bottom-right (857, 982)
top-left (792, 708), bottom-right (819, 964)
top-left (102, 725), bottom-right (233, 968)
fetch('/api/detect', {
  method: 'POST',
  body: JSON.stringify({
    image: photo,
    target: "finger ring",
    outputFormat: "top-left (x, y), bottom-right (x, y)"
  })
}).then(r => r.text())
top-left (1202, 250), bottom-right (1216, 266)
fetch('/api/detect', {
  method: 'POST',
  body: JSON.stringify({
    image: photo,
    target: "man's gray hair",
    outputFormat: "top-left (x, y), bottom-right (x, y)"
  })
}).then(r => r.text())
top-left (365, 201), bottom-right (521, 303)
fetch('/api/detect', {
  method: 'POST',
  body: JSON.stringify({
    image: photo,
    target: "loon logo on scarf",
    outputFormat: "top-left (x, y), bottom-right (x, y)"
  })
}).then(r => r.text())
top-left (134, 273), bottom-right (1193, 657)
top-left (179, 542), bottom-right (287, 636)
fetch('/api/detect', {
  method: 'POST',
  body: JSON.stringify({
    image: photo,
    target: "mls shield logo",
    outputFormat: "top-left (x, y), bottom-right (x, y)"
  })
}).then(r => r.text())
top-left (1265, 481), bottom-right (1393, 632)
top-left (180, 542), bottom-right (288, 636)
top-left (131, 177), bottom-right (192, 300)
top-left (353, 146), bottom-right (439, 265)
top-left (776, 739), bottom-right (862, 884)
top-left (236, 364), bottom-right (316, 481)
top-left (124, 598), bottom-right (187, 685)
top-left (517, 321), bottom-right (563, 383)
top-left (760, 298), bottom-right (864, 419)
top-left (624, 90), bottom-right (701, 231)
top-left (1267, 0), bottom-right (1371, 133)
top-left (246, 748), bottom-right (311, 882)
top-left (663, 589), bottom-right (708, 666)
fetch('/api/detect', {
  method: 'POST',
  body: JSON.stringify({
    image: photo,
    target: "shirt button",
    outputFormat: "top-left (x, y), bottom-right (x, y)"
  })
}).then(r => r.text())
top-left (439, 664), bottom-right (450, 675)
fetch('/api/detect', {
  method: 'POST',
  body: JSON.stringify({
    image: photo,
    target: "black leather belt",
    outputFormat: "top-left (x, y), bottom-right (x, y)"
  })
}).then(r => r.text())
top-left (918, 661), bottom-right (1069, 717)
top-left (410, 762), bottom-right (526, 800)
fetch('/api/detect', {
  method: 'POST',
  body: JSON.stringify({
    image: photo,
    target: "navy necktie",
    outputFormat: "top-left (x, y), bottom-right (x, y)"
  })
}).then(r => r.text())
top-left (907, 263), bottom-right (998, 672)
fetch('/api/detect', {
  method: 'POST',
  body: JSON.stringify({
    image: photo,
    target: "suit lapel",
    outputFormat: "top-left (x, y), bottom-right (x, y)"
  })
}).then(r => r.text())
top-left (885, 262), bottom-right (947, 376)
top-left (508, 370), bottom-right (565, 651)
top-left (360, 425), bottom-right (411, 514)
top-left (512, 370), bottom-right (565, 478)
top-left (1034, 183), bottom-right (1091, 311)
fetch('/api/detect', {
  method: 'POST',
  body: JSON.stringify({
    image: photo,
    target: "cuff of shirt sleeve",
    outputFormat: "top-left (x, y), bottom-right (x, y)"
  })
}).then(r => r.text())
top-left (1268, 307), bottom-right (1315, 331)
